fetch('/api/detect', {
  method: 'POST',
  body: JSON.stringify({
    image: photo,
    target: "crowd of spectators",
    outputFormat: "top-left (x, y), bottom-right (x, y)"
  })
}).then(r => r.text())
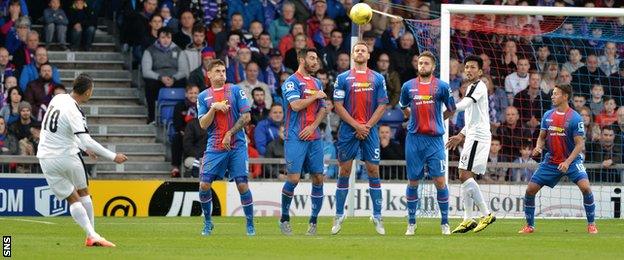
top-left (1, 0), bottom-right (623, 182)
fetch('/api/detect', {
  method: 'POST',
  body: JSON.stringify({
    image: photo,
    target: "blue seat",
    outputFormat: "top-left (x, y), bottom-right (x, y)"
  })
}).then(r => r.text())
top-left (156, 88), bottom-right (185, 127)
top-left (379, 108), bottom-right (404, 127)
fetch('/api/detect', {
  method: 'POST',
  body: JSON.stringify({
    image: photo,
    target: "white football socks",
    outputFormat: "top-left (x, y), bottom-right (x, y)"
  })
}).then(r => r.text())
top-left (70, 202), bottom-right (99, 238)
top-left (461, 181), bottom-right (474, 221)
top-left (79, 195), bottom-right (95, 227)
top-left (464, 177), bottom-right (491, 216)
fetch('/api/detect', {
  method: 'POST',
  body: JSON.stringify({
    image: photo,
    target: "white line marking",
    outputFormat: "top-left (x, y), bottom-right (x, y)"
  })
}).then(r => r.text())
top-left (0, 218), bottom-right (57, 225)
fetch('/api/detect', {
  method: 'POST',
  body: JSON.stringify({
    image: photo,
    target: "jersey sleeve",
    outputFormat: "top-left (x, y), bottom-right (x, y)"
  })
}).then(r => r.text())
top-left (571, 113), bottom-right (585, 137)
top-left (375, 73), bottom-right (389, 104)
top-left (332, 74), bottom-right (346, 102)
top-left (234, 86), bottom-right (251, 113)
top-left (466, 81), bottom-right (487, 103)
top-left (282, 78), bottom-right (301, 103)
top-left (439, 81), bottom-right (456, 112)
top-left (540, 111), bottom-right (549, 131)
top-left (197, 91), bottom-right (208, 118)
top-left (67, 103), bottom-right (88, 134)
top-left (399, 81), bottom-right (410, 109)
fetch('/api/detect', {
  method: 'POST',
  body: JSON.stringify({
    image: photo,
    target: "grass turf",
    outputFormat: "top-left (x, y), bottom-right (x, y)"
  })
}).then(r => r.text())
top-left (1, 217), bottom-right (622, 259)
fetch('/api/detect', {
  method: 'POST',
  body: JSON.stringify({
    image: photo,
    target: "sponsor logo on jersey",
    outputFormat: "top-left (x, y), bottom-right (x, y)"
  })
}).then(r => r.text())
top-left (548, 125), bottom-right (566, 136)
top-left (412, 95), bottom-right (433, 101)
top-left (303, 88), bottom-right (318, 96)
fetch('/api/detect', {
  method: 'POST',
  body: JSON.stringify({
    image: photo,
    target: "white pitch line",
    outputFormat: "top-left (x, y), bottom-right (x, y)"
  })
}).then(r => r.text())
top-left (0, 218), bottom-right (57, 225)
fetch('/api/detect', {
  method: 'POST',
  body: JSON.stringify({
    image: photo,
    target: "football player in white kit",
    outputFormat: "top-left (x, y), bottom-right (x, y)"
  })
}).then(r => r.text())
top-left (446, 55), bottom-right (496, 233)
top-left (37, 74), bottom-right (127, 247)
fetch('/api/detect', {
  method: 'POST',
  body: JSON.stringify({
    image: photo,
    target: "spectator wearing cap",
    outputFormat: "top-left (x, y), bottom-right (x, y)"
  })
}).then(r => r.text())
top-left (4, 15), bottom-right (30, 56)
top-left (278, 22), bottom-right (315, 58)
top-left (268, 1), bottom-right (296, 46)
top-left (264, 49), bottom-right (289, 95)
top-left (187, 47), bottom-right (216, 91)
top-left (142, 27), bottom-right (187, 124)
top-left (43, 0), bottom-right (69, 50)
top-left (159, 1), bottom-right (179, 34)
top-left (172, 10), bottom-right (195, 50)
top-left (238, 61), bottom-right (272, 107)
top-left (67, 0), bottom-right (97, 51)
top-left (181, 24), bottom-right (208, 74)
top-left (227, 0), bottom-right (265, 31)
top-left (24, 63), bottom-right (60, 121)
top-left (8, 100), bottom-right (36, 141)
top-left (226, 44), bottom-right (252, 84)
top-left (306, 0), bottom-right (327, 39)
top-left (19, 46), bottom-right (61, 92)
top-left (320, 29), bottom-right (345, 72)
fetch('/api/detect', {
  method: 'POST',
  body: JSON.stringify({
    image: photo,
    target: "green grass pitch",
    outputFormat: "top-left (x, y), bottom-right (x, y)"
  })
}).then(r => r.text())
top-left (2, 217), bottom-right (623, 259)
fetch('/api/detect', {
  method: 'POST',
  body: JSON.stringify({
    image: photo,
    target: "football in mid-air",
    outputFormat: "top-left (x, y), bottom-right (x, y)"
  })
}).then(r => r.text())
top-left (350, 3), bottom-right (373, 25)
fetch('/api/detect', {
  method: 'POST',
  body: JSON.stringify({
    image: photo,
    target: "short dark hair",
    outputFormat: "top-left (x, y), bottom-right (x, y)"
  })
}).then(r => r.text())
top-left (297, 47), bottom-right (317, 60)
top-left (464, 55), bottom-right (483, 69)
top-left (72, 74), bottom-right (94, 95)
top-left (555, 84), bottom-right (572, 99)
top-left (491, 135), bottom-right (501, 144)
top-left (206, 59), bottom-right (225, 71)
top-left (270, 103), bottom-right (283, 110)
top-left (150, 14), bottom-right (163, 22)
top-left (192, 24), bottom-right (205, 34)
top-left (251, 87), bottom-right (265, 95)
top-left (185, 84), bottom-right (199, 91)
top-left (418, 51), bottom-right (437, 65)
top-left (157, 27), bottom-right (174, 37)
top-left (603, 96), bottom-right (616, 103)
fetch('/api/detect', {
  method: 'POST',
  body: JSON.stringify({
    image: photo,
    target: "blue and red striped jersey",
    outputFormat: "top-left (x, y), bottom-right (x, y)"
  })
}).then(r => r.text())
top-left (333, 68), bottom-right (388, 126)
top-left (281, 71), bottom-right (325, 141)
top-left (541, 107), bottom-right (585, 165)
top-left (399, 77), bottom-right (455, 136)
top-left (197, 84), bottom-right (251, 152)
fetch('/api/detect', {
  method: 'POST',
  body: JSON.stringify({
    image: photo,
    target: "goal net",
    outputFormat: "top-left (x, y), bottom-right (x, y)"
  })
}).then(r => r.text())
top-left (396, 4), bottom-right (624, 219)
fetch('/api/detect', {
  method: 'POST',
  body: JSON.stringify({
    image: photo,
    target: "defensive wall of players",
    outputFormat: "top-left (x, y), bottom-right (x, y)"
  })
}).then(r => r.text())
top-left (1, 174), bottom-right (621, 219)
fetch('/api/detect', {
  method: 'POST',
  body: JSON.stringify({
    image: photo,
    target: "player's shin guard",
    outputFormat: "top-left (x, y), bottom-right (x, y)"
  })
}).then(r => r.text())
top-left (583, 192), bottom-right (595, 224)
top-left (199, 189), bottom-right (212, 223)
top-left (437, 186), bottom-right (449, 225)
top-left (69, 202), bottom-right (98, 238)
top-left (240, 190), bottom-right (254, 226)
top-left (369, 178), bottom-right (382, 219)
top-left (406, 185), bottom-right (418, 225)
top-left (524, 194), bottom-right (535, 227)
top-left (281, 181), bottom-right (297, 222)
top-left (335, 176), bottom-right (349, 217)
top-left (310, 184), bottom-right (324, 224)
